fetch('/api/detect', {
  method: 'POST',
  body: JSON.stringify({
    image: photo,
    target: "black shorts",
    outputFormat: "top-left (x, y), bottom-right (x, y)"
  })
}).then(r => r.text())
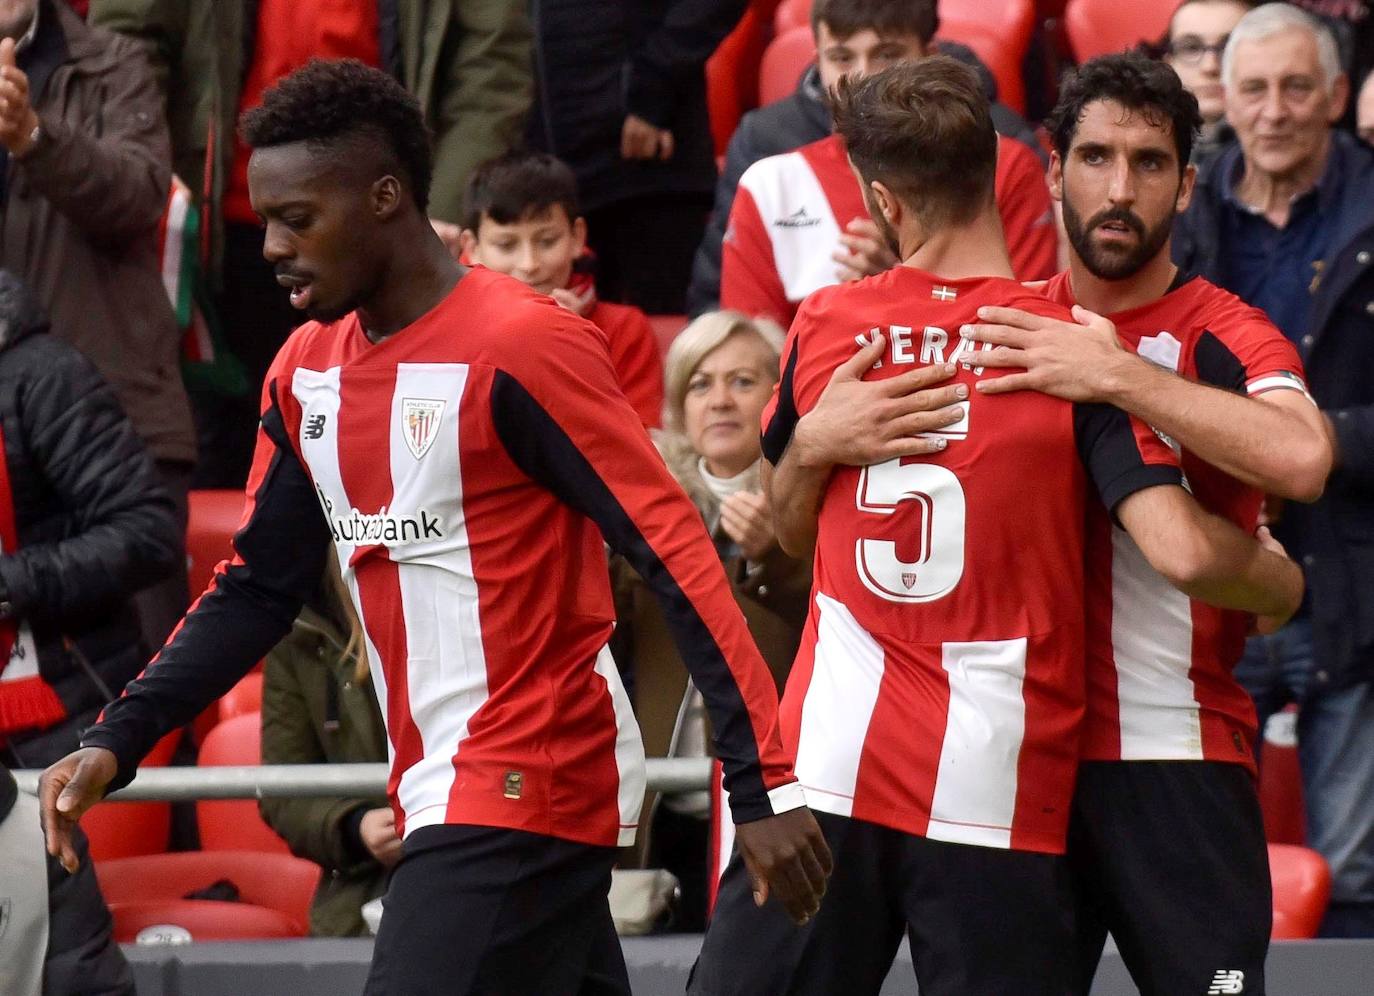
top-left (1068, 761), bottom-right (1271, 996)
top-left (689, 810), bottom-right (1077, 996)
top-left (364, 824), bottom-right (629, 996)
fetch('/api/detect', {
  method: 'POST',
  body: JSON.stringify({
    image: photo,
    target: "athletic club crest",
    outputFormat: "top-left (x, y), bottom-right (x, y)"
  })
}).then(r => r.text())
top-left (402, 398), bottom-right (445, 460)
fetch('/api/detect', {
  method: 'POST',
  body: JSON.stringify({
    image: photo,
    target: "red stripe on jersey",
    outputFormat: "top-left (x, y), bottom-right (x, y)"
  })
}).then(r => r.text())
top-left (334, 364), bottom-right (424, 834)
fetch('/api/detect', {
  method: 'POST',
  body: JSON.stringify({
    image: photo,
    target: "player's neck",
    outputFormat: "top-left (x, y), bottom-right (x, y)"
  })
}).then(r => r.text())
top-left (1067, 243), bottom-right (1178, 316)
top-left (358, 231), bottom-right (464, 342)
top-left (900, 209), bottom-right (1013, 280)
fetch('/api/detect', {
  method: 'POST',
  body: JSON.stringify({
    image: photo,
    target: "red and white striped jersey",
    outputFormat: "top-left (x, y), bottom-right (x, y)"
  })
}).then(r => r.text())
top-left (1044, 271), bottom-right (1312, 771)
top-left (86, 268), bottom-right (803, 848)
top-left (762, 267), bottom-right (1181, 853)
top-left (722, 133), bottom-right (1058, 327)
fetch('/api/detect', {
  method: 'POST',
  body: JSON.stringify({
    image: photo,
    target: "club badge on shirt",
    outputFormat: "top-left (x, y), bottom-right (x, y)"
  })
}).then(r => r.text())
top-left (402, 398), bottom-right (445, 460)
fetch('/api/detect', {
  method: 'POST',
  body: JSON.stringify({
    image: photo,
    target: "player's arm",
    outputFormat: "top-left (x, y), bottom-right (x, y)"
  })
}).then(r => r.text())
top-left (39, 375), bottom-right (332, 873)
top-left (763, 333), bottom-right (966, 557)
top-left (1117, 487), bottom-right (1303, 624)
top-left (969, 305), bottom-right (1331, 501)
top-left (490, 305), bottom-right (830, 923)
top-left (1076, 403), bottom-right (1302, 625)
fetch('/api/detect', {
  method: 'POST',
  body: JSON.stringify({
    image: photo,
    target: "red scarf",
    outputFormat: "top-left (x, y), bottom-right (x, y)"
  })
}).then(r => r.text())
top-left (0, 425), bottom-right (66, 735)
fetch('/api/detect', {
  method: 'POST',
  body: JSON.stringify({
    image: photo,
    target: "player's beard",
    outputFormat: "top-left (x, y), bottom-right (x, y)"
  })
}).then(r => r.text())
top-left (1062, 195), bottom-right (1173, 281)
top-left (861, 187), bottom-right (903, 260)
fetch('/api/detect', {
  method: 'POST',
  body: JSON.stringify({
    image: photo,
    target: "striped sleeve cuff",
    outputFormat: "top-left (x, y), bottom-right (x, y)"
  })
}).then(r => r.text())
top-left (1246, 371), bottom-right (1313, 402)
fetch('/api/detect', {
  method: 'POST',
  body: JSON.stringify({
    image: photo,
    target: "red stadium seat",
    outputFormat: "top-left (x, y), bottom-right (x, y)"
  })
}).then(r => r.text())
top-left (774, 0), bottom-right (808, 35)
top-left (107, 900), bottom-right (301, 942)
top-left (218, 671), bottom-right (264, 723)
top-left (186, 489), bottom-right (246, 599)
top-left (197, 712), bottom-right (292, 855)
top-left (1269, 844), bottom-right (1331, 939)
top-left (706, 6), bottom-right (770, 158)
top-left (96, 849), bottom-right (320, 940)
top-left (82, 729), bottom-right (182, 862)
top-left (1259, 706), bottom-right (1307, 845)
top-left (1064, 0), bottom-right (1172, 62)
top-left (939, 0), bottom-right (1035, 114)
top-left (759, 26), bottom-right (817, 106)
top-left (648, 315), bottom-right (689, 357)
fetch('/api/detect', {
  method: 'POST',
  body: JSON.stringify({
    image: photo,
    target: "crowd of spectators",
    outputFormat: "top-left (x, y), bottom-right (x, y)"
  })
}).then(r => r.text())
top-left (1, 0), bottom-right (1373, 965)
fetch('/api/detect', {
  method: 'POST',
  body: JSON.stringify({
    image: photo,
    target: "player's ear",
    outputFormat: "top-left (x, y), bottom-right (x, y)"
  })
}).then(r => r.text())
top-left (870, 180), bottom-right (900, 229)
top-left (571, 215), bottom-right (587, 254)
top-left (1175, 162), bottom-right (1197, 215)
top-left (372, 174), bottom-right (403, 220)
top-left (458, 228), bottom-right (480, 262)
top-left (1048, 151), bottom-right (1064, 203)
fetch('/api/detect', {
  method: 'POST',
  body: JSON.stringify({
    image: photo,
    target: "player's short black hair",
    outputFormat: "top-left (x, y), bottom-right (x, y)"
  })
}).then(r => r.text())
top-left (1047, 52), bottom-right (1203, 173)
top-left (812, 0), bottom-right (938, 45)
top-left (462, 151), bottom-right (580, 233)
top-left (240, 58), bottom-right (433, 213)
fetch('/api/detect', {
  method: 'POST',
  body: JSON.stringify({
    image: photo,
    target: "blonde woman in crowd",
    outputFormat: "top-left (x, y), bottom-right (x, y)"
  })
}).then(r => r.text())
top-left (610, 311), bottom-right (812, 930)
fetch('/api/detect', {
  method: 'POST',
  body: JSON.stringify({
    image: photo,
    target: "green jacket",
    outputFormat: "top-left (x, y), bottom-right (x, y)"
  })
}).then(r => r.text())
top-left (88, 0), bottom-right (531, 280)
top-left (257, 606), bottom-right (390, 938)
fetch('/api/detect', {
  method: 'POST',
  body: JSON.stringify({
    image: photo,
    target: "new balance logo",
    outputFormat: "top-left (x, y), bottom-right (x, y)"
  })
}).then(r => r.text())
top-left (1207, 969), bottom-right (1245, 994)
top-left (773, 206), bottom-right (821, 229)
top-left (304, 414), bottom-right (327, 440)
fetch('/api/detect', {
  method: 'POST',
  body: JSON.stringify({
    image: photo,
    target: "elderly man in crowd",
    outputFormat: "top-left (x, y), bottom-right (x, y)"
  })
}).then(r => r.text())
top-left (0, 0), bottom-right (191, 652)
top-left (1174, 3), bottom-right (1374, 937)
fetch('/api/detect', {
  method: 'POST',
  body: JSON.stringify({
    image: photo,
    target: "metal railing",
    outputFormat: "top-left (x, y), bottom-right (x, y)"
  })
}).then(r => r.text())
top-left (11, 757), bottom-right (713, 801)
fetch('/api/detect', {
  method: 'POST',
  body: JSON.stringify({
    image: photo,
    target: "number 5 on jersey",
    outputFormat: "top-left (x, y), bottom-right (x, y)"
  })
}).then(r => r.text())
top-left (855, 459), bottom-right (966, 603)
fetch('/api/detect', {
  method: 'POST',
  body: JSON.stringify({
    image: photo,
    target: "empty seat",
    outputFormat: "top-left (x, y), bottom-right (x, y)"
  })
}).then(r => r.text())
top-left (196, 712), bottom-right (292, 855)
top-left (1064, 0), bottom-right (1172, 62)
top-left (107, 899), bottom-right (301, 943)
top-left (96, 849), bottom-right (320, 935)
top-left (186, 489), bottom-right (245, 599)
top-left (648, 315), bottom-right (689, 357)
top-left (218, 671), bottom-right (265, 723)
top-left (774, 0), bottom-right (809, 35)
top-left (1269, 843), bottom-right (1331, 939)
top-left (759, 26), bottom-right (816, 107)
top-left (83, 729), bottom-right (181, 863)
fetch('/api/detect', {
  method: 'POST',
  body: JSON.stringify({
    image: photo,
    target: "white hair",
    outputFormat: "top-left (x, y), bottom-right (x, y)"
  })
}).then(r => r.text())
top-left (1222, 4), bottom-right (1343, 93)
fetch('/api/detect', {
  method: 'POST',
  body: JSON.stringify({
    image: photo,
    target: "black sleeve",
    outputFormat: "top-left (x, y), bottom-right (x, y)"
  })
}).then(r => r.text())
top-left (0, 348), bottom-right (179, 628)
top-left (1073, 402), bottom-right (1185, 514)
top-left (490, 368), bottom-right (788, 822)
top-left (81, 382), bottom-right (332, 792)
top-left (625, 0), bottom-right (749, 128)
top-left (760, 338), bottom-right (802, 467)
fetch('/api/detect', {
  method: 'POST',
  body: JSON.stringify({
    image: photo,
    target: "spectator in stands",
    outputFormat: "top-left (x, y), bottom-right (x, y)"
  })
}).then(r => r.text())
top-left (460, 151), bottom-right (664, 428)
top-left (527, 0), bottom-right (746, 315)
top-left (1174, 4), bottom-right (1374, 937)
top-left (89, 0), bottom-right (533, 490)
top-left (1162, 0), bottom-right (1255, 174)
top-left (0, 765), bottom-right (133, 995)
top-left (258, 555), bottom-right (392, 939)
top-left (1358, 68), bottom-right (1374, 145)
top-left (686, 0), bottom-right (1053, 317)
top-left (0, 269), bottom-right (179, 771)
top-left (0, 0), bottom-right (190, 653)
top-left (610, 311), bottom-right (810, 930)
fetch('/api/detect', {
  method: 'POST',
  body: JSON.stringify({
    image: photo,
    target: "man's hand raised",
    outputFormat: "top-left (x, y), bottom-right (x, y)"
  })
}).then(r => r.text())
top-left (39, 746), bottom-right (118, 873)
top-left (960, 305), bottom-right (1139, 402)
top-left (0, 37), bottom-right (39, 158)
top-left (792, 334), bottom-right (967, 470)
top-left (733, 806), bottom-right (833, 925)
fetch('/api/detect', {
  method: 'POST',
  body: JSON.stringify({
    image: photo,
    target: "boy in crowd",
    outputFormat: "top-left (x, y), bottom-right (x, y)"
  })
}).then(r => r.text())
top-left (461, 151), bottom-right (664, 428)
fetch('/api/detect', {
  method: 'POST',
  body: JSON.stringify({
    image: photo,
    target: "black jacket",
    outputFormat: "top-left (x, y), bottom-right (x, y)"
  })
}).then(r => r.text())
top-left (0, 272), bottom-right (180, 738)
top-left (527, 0), bottom-right (747, 212)
top-left (1174, 132), bottom-right (1374, 692)
top-left (686, 50), bottom-right (1048, 316)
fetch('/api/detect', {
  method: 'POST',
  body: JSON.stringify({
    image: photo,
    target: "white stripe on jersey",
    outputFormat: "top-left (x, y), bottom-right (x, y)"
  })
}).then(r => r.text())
top-left (926, 637), bottom-right (1028, 850)
top-left (1109, 527), bottom-right (1204, 760)
top-left (738, 151), bottom-right (843, 304)
top-left (385, 364), bottom-right (491, 835)
top-left (793, 593), bottom-right (885, 818)
top-left (593, 644), bottom-right (647, 846)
